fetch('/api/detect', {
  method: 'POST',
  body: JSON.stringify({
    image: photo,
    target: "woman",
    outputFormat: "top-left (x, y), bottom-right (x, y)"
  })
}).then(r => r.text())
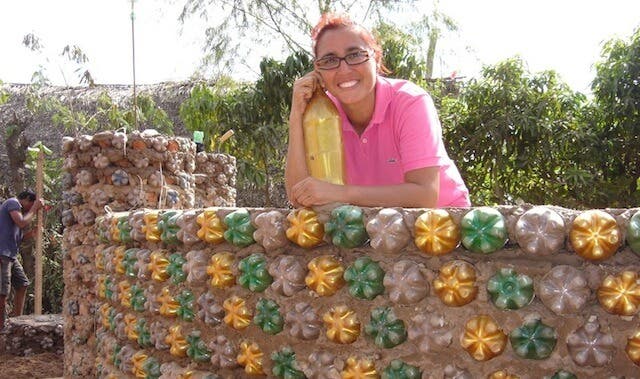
top-left (286, 12), bottom-right (470, 208)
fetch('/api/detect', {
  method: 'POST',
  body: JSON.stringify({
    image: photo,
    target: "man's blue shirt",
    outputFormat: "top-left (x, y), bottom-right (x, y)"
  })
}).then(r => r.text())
top-left (0, 198), bottom-right (22, 258)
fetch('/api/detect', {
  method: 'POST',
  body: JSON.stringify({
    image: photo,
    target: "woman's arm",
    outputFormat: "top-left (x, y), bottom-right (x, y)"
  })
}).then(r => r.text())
top-left (285, 115), bottom-right (309, 208)
top-left (285, 72), bottom-right (323, 207)
top-left (291, 166), bottom-right (439, 208)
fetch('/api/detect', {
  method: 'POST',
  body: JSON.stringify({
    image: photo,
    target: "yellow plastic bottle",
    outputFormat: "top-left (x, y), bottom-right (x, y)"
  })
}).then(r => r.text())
top-left (302, 88), bottom-right (346, 185)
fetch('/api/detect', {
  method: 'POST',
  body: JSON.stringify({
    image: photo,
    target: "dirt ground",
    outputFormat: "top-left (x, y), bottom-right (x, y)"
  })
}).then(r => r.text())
top-left (0, 353), bottom-right (63, 378)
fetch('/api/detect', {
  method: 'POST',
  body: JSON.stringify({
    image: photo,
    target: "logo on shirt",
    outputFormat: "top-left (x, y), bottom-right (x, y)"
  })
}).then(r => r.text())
top-left (387, 158), bottom-right (398, 164)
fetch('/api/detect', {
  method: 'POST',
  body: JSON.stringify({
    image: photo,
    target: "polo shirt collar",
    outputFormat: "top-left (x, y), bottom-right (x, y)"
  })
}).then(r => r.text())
top-left (370, 75), bottom-right (392, 125)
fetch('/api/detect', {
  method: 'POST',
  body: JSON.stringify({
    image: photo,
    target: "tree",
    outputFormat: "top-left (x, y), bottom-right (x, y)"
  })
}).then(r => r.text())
top-left (0, 80), bottom-right (8, 105)
top-left (412, 5), bottom-right (458, 79)
top-left (22, 33), bottom-right (94, 87)
top-left (375, 21), bottom-right (428, 84)
top-left (7, 32), bottom-right (94, 190)
top-left (440, 57), bottom-right (588, 206)
top-left (20, 33), bottom-right (172, 135)
top-left (180, 51), bottom-right (313, 205)
top-left (178, 0), bottom-right (449, 78)
top-left (47, 91), bottom-right (173, 135)
top-left (590, 27), bottom-right (640, 206)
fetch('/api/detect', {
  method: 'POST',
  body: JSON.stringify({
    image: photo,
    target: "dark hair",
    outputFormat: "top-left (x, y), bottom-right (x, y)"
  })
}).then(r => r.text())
top-left (17, 190), bottom-right (36, 202)
top-left (311, 12), bottom-right (389, 74)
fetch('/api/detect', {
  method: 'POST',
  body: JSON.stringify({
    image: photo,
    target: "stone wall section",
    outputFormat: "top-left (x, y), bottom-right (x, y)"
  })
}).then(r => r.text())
top-left (61, 130), bottom-right (236, 377)
top-left (0, 315), bottom-right (63, 356)
top-left (194, 152), bottom-right (237, 208)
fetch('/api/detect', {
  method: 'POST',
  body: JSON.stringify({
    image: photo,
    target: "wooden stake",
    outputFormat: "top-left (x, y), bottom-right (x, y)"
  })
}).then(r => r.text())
top-left (34, 149), bottom-right (44, 315)
top-left (131, 0), bottom-right (138, 130)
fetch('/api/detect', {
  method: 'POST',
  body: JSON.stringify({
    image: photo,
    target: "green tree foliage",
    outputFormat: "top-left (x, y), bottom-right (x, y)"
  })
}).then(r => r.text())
top-left (22, 32), bottom-right (93, 87)
top-left (60, 44), bottom-right (95, 86)
top-left (375, 22), bottom-right (428, 84)
top-left (91, 92), bottom-right (173, 134)
top-left (408, 7), bottom-right (458, 79)
top-left (25, 89), bottom-right (173, 136)
top-left (590, 27), bottom-right (640, 206)
top-left (0, 80), bottom-right (8, 104)
top-left (180, 52), bottom-right (313, 205)
top-left (21, 82), bottom-right (173, 135)
top-left (440, 57), bottom-right (589, 206)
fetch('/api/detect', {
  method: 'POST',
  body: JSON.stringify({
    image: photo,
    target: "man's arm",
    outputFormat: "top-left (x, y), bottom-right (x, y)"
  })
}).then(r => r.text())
top-left (9, 199), bottom-right (43, 229)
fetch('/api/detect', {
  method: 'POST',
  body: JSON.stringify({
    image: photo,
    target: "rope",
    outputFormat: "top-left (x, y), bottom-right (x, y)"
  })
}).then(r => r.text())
top-left (136, 175), bottom-right (144, 207)
top-left (125, 174), bottom-right (145, 211)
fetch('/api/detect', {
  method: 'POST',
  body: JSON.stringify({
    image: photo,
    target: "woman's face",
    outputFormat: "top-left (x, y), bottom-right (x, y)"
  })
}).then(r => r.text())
top-left (314, 26), bottom-right (377, 108)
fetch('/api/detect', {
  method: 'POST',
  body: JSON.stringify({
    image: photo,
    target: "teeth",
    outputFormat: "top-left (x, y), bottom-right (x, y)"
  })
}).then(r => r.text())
top-left (338, 80), bottom-right (357, 88)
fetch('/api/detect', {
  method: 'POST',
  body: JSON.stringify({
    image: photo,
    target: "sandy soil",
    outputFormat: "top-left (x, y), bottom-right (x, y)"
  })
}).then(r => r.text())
top-left (0, 353), bottom-right (63, 378)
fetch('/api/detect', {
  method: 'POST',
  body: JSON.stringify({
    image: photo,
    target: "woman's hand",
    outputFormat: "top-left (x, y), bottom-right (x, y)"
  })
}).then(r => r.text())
top-left (289, 71), bottom-right (324, 124)
top-left (291, 176), bottom-right (343, 207)
top-left (286, 72), bottom-right (328, 208)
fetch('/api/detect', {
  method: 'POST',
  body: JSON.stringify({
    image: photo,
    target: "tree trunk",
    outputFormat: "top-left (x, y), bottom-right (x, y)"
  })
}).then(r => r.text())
top-left (426, 29), bottom-right (439, 79)
top-left (263, 162), bottom-right (272, 208)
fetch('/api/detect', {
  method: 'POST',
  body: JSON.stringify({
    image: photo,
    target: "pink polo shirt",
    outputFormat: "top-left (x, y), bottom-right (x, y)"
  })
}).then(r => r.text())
top-left (328, 76), bottom-right (470, 207)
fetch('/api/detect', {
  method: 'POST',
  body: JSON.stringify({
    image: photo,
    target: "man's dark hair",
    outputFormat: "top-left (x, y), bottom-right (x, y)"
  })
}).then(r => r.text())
top-left (17, 189), bottom-right (36, 202)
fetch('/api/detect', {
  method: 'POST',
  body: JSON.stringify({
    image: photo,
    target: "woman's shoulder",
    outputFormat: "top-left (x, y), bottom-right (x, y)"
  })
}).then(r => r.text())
top-left (379, 76), bottom-right (429, 98)
top-left (378, 76), bottom-right (433, 111)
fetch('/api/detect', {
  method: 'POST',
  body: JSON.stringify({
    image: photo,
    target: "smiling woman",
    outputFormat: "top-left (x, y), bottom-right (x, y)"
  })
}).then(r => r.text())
top-left (285, 12), bottom-right (470, 209)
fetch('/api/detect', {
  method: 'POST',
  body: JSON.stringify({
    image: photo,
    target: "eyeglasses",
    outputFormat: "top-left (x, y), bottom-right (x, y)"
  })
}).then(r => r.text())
top-left (315, 50), bottom-right (373, 70)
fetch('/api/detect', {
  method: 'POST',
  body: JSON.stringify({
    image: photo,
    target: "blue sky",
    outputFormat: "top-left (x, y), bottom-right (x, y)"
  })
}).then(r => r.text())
top-left (1, 0), bottom-right (639, 94)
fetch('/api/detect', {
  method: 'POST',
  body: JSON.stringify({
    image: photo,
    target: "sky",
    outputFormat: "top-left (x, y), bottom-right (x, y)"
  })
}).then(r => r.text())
top-left (1, 0), bottom-right (639, 94)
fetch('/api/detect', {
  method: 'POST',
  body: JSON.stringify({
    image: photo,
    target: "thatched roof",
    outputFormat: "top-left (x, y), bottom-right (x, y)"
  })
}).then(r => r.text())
top-left (0, 81), bottom-right (204, 194)
top-left (0, 80), bottom-right (203, 134)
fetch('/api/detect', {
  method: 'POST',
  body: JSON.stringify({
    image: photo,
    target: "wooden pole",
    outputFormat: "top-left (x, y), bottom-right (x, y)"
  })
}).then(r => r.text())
top-left (131, 0), bottom-right (138, 130)
top-left (34, 149), bottom-right (44, 315)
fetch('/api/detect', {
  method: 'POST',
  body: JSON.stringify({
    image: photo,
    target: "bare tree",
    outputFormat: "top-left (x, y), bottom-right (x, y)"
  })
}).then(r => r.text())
top-left (179, 0), bottom-right (421, 77)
